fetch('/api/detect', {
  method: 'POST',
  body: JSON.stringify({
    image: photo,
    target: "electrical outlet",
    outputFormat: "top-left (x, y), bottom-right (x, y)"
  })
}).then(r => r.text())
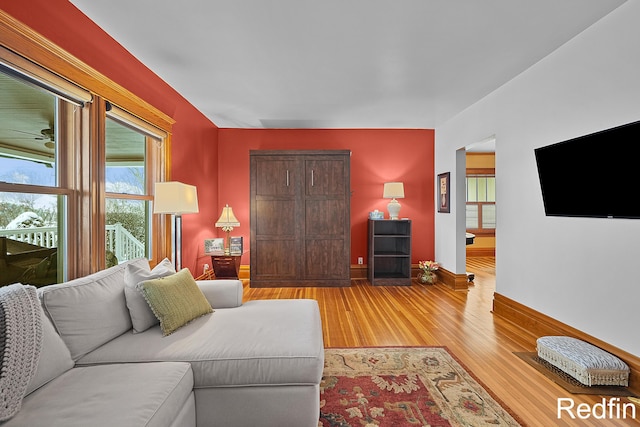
top-left (357, 257), bottom-right (363, 265)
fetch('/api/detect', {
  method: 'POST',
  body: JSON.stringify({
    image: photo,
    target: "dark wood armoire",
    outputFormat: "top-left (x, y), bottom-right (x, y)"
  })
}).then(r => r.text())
top-left (250, 150), bottom-right (350, 287)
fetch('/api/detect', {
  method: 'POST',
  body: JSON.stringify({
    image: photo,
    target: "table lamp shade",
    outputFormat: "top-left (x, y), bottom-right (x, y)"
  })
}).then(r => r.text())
top-left (215, 205), bottom-right (240, 228)
top-left (383, 182), bottom-right (405, 199)
top-left (153, 182), bottom-right (199, 214)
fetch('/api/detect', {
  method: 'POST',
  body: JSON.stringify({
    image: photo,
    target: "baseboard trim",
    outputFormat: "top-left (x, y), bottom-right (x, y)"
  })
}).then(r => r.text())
top-left (493, 292), bottom-right (640, 394)
top-left (434, 267), bottom-right (469, 291)
top-left (244, 264), bottom-right (468, 288)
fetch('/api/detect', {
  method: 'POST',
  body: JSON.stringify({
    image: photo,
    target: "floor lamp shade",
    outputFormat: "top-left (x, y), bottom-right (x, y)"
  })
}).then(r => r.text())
top-left (153, 182), bottom-right (199, 270)
top-left (153, 182), bottom-right (199, 215)
top-left (383, 182), bottom-right (404, 220)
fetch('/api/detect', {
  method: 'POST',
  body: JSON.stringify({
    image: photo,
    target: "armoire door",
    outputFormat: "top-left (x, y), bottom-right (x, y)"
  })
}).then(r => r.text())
top-left (250, 150), bottom-right (350, 287)
top-left (250, 155), bottom-right (301, 282)
top-left (303, 157), bottom-right (350, 284)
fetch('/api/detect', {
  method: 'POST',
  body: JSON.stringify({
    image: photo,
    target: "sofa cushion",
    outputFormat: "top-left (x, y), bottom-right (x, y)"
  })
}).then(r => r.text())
top-left (3, 362), bottom-right (194, 427)
top-left (77, 299), bottom-right (324, 389)
top-left (39, 258), bottom-right (148, 360)
top-left (124, 258), bottom-right (175, 333)
top-left (25, 305), bottom-right (74, 396)
top-left (139, 268), bottom-right (213, 336)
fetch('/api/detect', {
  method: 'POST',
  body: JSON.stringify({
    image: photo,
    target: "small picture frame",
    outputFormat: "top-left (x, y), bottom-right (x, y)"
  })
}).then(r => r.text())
top-left (204, 238), bottom-right (225, 255)
top-left (229, 236), bottom-right (243, 256)
top-left (438, 172), bottom-right (450, 213)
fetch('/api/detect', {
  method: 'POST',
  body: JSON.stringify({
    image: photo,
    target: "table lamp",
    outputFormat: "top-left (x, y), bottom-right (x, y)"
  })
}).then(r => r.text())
top-left (153, 181), bottom-right (199, 270)
top-left (215, 204), bottom-right (240, 255)
top-left (383, 182), bottom-right (404, 220)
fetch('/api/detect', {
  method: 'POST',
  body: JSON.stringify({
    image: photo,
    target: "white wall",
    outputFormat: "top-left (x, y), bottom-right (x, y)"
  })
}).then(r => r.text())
top-left (436, 1), bottom-right (640, 356)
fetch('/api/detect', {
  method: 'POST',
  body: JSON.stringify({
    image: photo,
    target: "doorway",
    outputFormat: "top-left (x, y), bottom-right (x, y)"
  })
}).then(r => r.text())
top-left (461, 137), bottom-right (496, 278)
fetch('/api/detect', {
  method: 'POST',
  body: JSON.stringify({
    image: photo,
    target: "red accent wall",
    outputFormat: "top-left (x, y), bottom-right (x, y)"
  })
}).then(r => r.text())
top-left (1, 2), bottom-right (436, 277)
top-left (217, 129), bottom-right (435, 270)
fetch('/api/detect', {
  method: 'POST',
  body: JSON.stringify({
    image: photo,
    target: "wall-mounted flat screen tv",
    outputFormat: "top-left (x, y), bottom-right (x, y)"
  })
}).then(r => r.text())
top-left (534, 119), bottom-right (640, 219)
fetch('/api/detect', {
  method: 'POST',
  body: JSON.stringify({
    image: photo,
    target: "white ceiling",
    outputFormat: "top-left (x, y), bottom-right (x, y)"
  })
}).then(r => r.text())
top-left (70, 0), bottom-right (624, 129)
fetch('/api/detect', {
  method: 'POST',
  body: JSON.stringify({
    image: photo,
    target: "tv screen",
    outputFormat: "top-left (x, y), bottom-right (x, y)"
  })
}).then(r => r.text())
top-left (534, 120), bottom-right (640, 219)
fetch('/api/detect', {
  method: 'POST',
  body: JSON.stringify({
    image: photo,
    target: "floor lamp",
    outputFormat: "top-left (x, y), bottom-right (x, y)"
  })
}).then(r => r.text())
top-left (153, 182), bottom-right (199, 271)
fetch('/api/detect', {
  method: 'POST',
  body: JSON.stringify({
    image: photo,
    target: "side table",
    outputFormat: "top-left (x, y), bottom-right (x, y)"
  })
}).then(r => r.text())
top-left (210, 255), bottom-right (241, 279)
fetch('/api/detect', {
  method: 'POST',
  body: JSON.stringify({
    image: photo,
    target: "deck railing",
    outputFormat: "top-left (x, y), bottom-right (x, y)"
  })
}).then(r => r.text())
top-left (0, 226), bottom-right (57, 248)
top-left (0, 223), bottom-right (145, 262)
top-left (105, 223), bottom-right (146, 261)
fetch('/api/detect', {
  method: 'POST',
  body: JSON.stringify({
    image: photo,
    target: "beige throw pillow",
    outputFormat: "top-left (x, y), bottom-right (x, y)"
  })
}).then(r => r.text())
top-left (139, 268), bottom-right (213, 336)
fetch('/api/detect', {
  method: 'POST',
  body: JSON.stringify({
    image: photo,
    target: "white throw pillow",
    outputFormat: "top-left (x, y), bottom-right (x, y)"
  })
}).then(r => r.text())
top-left (124, 258), bottom-right (175, 333)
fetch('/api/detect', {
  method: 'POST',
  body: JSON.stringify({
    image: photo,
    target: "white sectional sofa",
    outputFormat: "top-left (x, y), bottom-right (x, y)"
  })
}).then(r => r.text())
top-left (1, 258), bottom-right (324, 427)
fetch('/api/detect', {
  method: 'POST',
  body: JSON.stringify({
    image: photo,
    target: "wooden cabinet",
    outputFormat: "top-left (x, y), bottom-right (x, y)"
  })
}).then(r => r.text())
top-left (368, 219), bottom-right (411, 286)
top-left (250, 150), bottom-right (350, 287)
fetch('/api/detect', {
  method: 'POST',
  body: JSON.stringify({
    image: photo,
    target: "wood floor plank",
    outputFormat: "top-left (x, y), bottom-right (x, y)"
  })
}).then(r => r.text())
top-left (243, 257), bottom-right (640, 426)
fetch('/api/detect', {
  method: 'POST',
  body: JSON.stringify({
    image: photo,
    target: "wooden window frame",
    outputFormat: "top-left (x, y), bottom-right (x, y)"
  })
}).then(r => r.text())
top-left (466, 168), bottom-right (495, 237)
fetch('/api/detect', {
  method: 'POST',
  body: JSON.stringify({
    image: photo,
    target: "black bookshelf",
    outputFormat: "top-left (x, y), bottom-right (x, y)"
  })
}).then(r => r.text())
top-left (367, 219), bottom-right (411, 286)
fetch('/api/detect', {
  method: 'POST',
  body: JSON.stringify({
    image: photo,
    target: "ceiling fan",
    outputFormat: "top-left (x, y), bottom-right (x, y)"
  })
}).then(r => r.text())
top-left (39, 128), bottom-right (55, 149)
top-left (7, 127), bottom-right (55, 149)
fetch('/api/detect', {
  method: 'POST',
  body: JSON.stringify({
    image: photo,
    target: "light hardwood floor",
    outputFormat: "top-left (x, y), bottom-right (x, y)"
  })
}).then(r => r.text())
top-left (243, 257), bottom-right (639, 426)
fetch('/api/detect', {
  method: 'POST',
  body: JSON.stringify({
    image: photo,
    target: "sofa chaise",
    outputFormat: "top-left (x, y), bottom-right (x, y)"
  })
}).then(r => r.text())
top-left (0, 258), bottom-right (324, 426)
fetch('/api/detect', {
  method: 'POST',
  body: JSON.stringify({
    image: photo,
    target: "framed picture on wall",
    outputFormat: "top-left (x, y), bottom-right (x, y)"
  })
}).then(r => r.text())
top-left (204, 238), bottom-right (225, 255)
top-left (438, 172), bottom-right (450, 213)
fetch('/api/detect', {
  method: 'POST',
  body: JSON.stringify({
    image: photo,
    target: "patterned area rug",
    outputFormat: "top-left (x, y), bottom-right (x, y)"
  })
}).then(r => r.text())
top-left (320, 347), bottom-right (523, 427)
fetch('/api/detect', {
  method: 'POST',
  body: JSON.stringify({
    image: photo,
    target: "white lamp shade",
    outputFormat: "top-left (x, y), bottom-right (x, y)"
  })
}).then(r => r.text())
top-left (153, 182), bottom-right (199, 214)
top-left (383, 182), bottom-right (405, 199)
top-left (215, 204), bottom-right (240, 227)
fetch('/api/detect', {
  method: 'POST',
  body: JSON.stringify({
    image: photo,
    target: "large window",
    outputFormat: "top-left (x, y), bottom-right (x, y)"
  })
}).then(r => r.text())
top-left (0, 71), bottom-right (76, 286)
top-left (104, 114), bottom-right (162, 266)
top-left (0, 31), bottom-right (171, 285)
top-left (466, 174), bottom-right (496, 234)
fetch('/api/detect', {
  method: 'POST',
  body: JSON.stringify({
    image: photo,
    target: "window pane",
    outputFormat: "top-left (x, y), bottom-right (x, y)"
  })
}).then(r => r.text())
top-left (482, 204), bottom-right (496, 229)
top-left (477, 177), bottom-right (487, 202)
top-left (0, 191), bottom-right (64, 287)
top-left (487, 177), bottom-right (496, 201)
top-left (466, 177), bottom-right (477, 202)
top-left (466, 205), bottom-right (479, 229)
top-left (0, 72), bottom-right (57, 186)
top-left (106, 118), bottom-right (146, 195)
top-left (105, 198), bottom-right (149, 264)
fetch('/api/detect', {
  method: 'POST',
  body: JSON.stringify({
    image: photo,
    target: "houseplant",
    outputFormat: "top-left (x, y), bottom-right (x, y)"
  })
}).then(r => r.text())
top-left (418, 260), bottom-right (440, 284)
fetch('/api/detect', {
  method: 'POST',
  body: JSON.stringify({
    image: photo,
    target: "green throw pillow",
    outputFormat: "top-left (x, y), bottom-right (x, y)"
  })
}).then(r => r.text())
top-left (139, 268), bottom-right (213, 336)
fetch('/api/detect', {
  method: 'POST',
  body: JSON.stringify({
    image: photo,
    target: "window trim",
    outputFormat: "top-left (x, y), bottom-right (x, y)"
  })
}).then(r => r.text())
top-left (0, 45), bottom-right (92, 106)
